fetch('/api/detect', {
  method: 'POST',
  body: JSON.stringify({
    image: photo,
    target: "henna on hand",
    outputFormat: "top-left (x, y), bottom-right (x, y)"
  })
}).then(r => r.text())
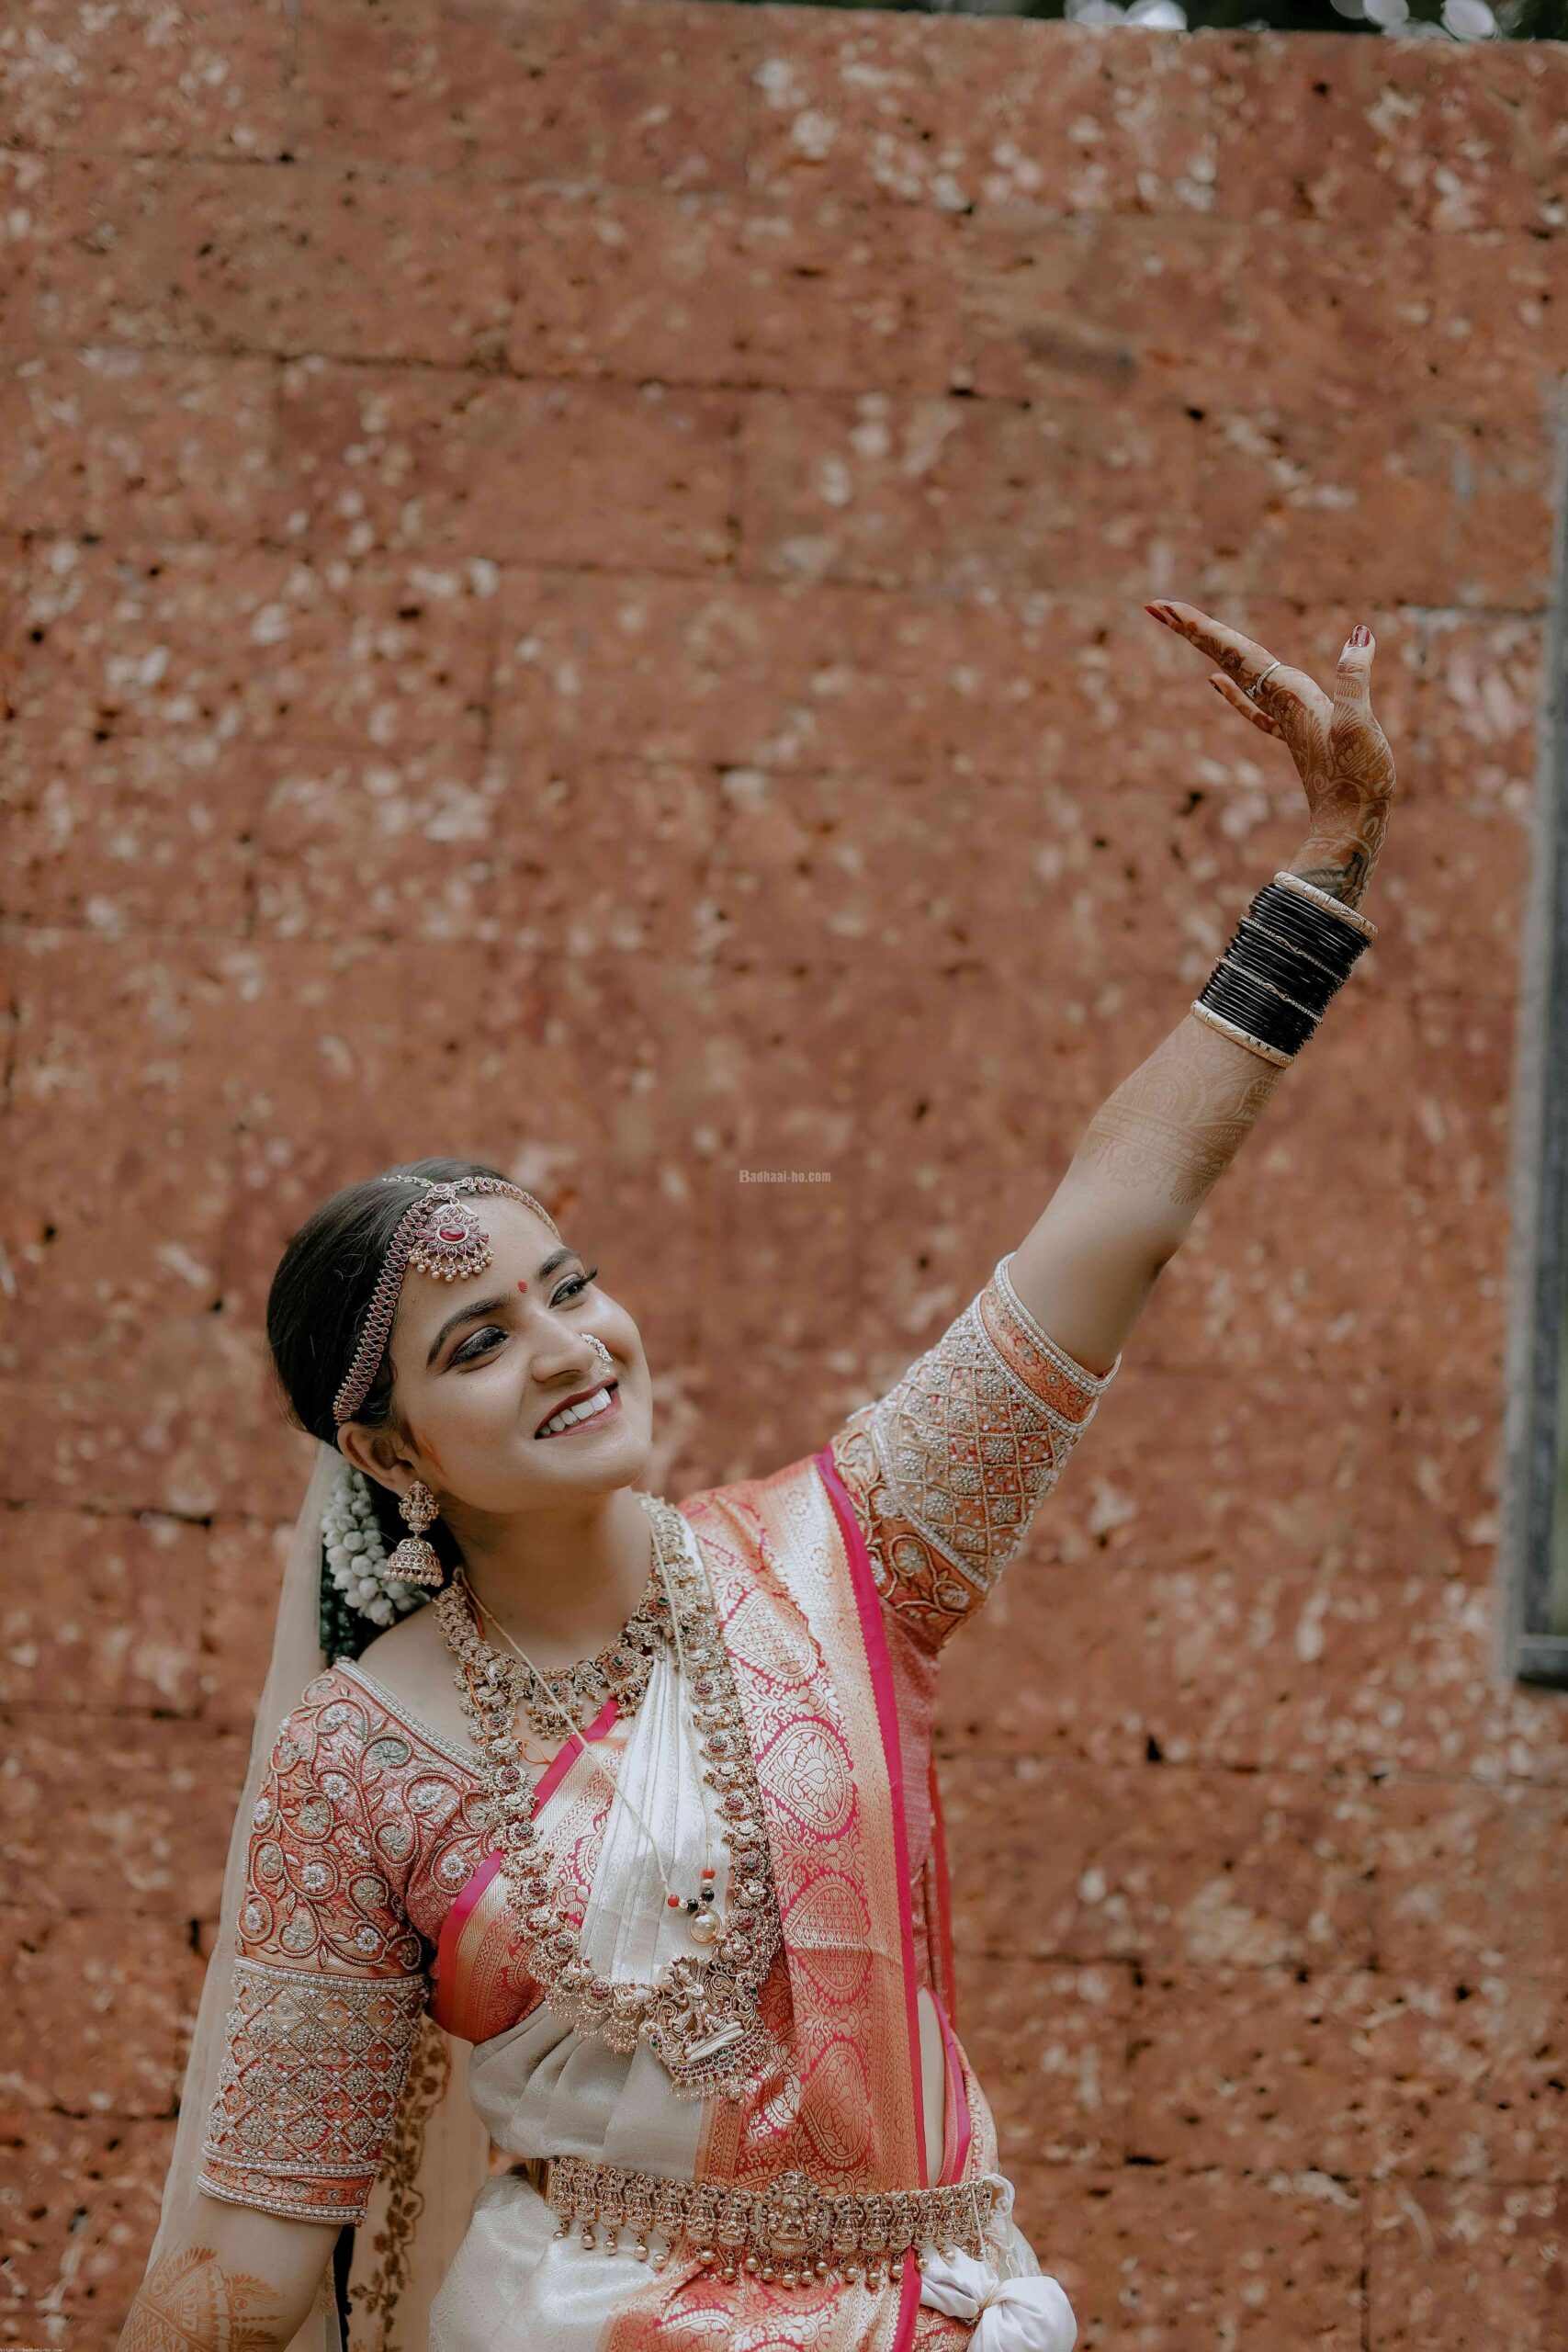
top-left (1145, 603), bottom-right (1396, 912)
top-left (118, 2244), bottom-right (286, 2352)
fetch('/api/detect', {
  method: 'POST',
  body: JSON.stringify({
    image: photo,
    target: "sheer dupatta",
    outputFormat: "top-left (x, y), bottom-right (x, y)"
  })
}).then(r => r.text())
top-left (147, 1436), bottom-right (491, 2352)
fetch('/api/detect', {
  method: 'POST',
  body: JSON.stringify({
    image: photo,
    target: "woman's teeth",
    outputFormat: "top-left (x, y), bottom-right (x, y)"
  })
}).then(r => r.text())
top-left (536, 1385), bottom-right (616, 1440)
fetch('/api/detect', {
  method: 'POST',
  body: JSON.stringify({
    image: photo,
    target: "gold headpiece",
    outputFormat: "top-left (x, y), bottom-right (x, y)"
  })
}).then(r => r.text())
top-left (332, 1176), bottom-right (561, 1426)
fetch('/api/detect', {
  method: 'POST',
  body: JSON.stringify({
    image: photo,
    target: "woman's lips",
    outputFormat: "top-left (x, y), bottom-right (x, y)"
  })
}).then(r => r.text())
top-left (534, 1382), bottom-right (621, 1440)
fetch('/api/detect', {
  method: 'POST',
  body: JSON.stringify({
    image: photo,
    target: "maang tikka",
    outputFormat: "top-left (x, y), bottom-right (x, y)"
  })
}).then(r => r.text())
top-left (333, 1175), bottom-right (563, 1428)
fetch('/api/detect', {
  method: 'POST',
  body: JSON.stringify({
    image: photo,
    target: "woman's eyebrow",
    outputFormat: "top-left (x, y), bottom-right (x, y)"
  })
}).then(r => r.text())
top-left (424, 1247), bottom-right (581, 1366)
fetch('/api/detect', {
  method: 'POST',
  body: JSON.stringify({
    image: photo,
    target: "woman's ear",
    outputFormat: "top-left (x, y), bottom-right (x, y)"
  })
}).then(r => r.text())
top-left (336, 1420), bottom-right (417, 1493)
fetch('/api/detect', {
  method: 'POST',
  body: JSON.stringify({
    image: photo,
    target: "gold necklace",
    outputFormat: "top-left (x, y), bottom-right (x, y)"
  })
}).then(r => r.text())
top-left (432, 1493), bottom-right (784, 2103)
top-left (459, 1570), bottom-right (722, 1941)
top-left (457, 1543), bottom-right (672, 1739)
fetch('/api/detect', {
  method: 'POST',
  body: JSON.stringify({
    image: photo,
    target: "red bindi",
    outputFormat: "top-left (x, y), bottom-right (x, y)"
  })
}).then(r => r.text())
top-left (516, 1278), bottom-right (528, 1293)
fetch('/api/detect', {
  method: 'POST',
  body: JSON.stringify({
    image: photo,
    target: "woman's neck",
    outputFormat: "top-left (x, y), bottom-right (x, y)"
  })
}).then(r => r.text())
top-left (443, 1482), bottom-right (653, 1668)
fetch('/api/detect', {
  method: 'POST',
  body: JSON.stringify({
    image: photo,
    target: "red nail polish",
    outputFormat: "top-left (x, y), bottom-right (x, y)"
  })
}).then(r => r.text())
top-left (1350, 623), bottom-right (1372, 648)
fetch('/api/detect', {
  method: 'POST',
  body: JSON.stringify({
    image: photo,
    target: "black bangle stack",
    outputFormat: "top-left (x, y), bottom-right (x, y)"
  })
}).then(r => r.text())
top-left (1191, 871), bottom-right (1376, 1067)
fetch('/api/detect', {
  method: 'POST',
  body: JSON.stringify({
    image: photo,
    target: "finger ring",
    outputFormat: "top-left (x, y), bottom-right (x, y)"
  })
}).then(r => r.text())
top-left (1245, 661), bottom-right (1282, 703)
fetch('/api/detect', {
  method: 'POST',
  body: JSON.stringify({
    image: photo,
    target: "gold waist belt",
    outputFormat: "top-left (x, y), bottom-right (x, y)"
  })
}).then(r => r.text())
top-left (519, 2154), bottom-right (1001, 2291)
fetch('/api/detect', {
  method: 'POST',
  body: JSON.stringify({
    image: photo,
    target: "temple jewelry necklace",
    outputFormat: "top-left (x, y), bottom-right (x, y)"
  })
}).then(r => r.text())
top-left (432, 1492), bottom-right (784, 2102)
top-left (457, 1562), bottom-right (722, 1941)
top-left (460, 1544), bottom-right (674, 1740)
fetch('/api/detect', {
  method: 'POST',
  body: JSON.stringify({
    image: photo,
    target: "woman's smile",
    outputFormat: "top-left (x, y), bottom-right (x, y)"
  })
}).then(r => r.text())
top-left (534, 1380), bottom-right (622, 1441)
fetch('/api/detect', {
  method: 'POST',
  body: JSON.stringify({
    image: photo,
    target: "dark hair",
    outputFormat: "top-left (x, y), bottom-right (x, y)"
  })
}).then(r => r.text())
top-left (266, 1155), bottom-right (512, 1650)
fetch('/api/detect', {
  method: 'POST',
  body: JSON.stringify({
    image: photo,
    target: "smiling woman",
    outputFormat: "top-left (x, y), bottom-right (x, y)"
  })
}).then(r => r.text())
top-left (123, 605), bottom-right (1396, 2352)
top-left (265, 1176), bottom-right (654, 1719)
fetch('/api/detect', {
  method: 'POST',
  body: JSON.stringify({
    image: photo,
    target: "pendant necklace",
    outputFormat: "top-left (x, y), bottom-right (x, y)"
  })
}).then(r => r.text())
top-left (432, 1491), bottom-right (784, 2102)
top-left (460, 1561), bottom-right (722, 1943)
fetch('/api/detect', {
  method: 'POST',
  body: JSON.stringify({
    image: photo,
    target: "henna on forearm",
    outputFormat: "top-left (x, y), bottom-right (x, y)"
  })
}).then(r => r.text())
top-left (1288, 819), bottom-right (1386, 913)
top-left (1072, 1010), bottom-right (1286, 1216)
top-left (1007, 1003), bottom-right (1286, 1374)
top-left (118, 2245), bottom-right (287, 2352)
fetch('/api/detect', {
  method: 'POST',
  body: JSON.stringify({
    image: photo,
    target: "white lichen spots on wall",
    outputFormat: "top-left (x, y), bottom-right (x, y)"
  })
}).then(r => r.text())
top-left (773, 535), bottom-right (838, 581)
top-left (152, 1241), bottom-right (214, 1292)
top-left (816, 454), bottom-right (853, 510)
top-left (1088, 1481), bottom-right (1140, 1539)
top-left (754, 56), bottom-right (807, 108)
top-left (789, 108), bottom-right (837, 163)
top-left (250, 601), bottom-right (291, 646)
top-left (1180, 1878), bottom-right (1301, 1969)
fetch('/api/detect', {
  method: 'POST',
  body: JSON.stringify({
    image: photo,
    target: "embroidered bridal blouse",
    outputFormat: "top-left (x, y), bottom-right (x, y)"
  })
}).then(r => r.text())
top-left (197, 1252), bottom-right (1117, 2349)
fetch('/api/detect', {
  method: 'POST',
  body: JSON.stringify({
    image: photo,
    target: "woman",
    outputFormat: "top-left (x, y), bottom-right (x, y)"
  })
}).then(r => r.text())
top-left (118, 602), bottom-right (1393, 2352)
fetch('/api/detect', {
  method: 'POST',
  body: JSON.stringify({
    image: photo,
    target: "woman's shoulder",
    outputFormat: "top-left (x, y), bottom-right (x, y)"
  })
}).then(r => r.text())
top-left (342, 1595), bottom-right (483, 1770)
top-left (264, 1619), bottom-right (479, 1786)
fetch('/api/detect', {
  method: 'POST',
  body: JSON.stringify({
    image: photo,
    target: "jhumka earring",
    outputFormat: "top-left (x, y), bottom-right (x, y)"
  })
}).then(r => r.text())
top-left (387, 1477), bottom-right (444, 1589)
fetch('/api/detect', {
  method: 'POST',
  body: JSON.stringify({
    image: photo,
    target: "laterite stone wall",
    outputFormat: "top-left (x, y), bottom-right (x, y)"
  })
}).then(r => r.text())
top-left (2, 3), bottom-right (1565, 2344)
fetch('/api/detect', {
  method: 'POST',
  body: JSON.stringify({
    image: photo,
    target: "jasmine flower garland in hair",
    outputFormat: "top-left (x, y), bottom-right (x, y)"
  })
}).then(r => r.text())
top-left (321, 1456), bottom-right (428, 1628)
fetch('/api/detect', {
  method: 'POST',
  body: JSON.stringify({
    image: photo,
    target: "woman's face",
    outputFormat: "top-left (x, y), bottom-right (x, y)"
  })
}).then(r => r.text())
top-left (342, 1197), bottom-right (652, 1517)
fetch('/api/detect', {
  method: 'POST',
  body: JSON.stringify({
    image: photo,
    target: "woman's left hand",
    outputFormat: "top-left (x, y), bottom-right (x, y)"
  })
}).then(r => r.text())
top-left (1145, 599), bottom-right (1396, 910)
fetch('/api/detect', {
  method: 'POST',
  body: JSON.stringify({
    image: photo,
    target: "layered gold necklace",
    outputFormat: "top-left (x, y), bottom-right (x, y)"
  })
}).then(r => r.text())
top-left (432, 1492), bottom-right (784, 2104)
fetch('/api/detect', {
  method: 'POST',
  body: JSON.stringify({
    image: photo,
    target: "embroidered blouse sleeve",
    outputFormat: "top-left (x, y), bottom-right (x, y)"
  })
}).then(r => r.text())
top-left (827, 1250), bottom-right (1119, 1650)
top-left (197, 1669), bottom-right (437, 2227)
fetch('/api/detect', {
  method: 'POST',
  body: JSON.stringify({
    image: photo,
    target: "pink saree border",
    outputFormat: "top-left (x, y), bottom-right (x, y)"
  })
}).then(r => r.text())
top-left (536, 1693), bottom-right (620, 1809)
top-left (895, 2254), bottom-right (923, 2348)
top-left (814, 1446), bottom-right (928, 2352)
top-left (813, 1445), bottom-right (926, 2186)
top-left (818, 1448), bottom-right (940, 2352)
top-left (813, 1447), bottom-right (927, 2187)
top-left (432, 1846), bottom-right (502, 2019)
top-left (931, 1991), bottom-right (972, 2188)
top-left (926, 1757), bottom-right (960, 2029)
top-left (430, 1694), bottom-right (620, 2033)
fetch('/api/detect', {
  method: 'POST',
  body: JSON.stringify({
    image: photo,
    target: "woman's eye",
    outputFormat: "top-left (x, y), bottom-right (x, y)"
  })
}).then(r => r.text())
top-left (452, 1326), bottom-right (505, 1365)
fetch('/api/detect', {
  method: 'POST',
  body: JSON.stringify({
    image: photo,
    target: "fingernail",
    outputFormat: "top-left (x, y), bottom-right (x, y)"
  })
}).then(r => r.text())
top-left (1349, 623), bottom-right (1372, 649)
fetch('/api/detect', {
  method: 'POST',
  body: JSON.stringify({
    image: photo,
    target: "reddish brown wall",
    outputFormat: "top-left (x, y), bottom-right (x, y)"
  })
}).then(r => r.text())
top-left (3, 4), bottom-right (1566, 2345)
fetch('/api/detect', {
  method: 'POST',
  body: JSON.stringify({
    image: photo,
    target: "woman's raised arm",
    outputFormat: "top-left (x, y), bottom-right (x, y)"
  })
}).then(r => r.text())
top-left (1007, 603), bottom-right (1395, 1377)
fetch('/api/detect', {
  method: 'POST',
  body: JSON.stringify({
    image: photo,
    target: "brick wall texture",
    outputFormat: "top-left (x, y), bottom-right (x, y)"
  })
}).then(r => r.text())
top-left (3, 2), bottom-right (1567, 2346)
